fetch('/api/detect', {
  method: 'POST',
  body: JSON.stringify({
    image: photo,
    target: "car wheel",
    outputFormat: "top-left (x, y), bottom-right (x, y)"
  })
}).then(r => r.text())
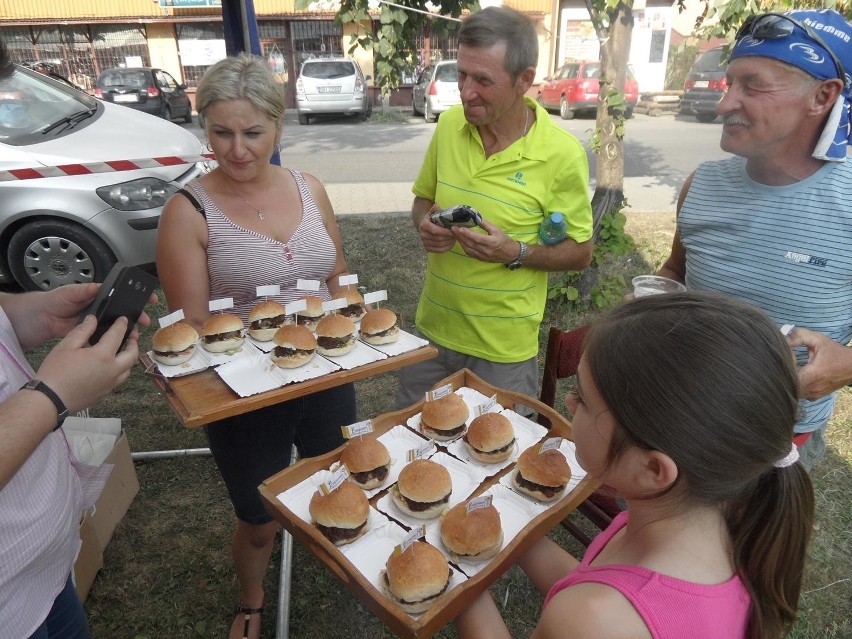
top-left (184, 109), bottom-right (193, 124)
top-left (162, 105), bottom-right (172, 121)
top-left (695, 112), bottom-right (717, 123)
top-left (8, 220), bottom-right (117, 291)
top-left (425, 101), bottom-right (437, 123)
top-left (559, 96), bottom-right (574, 120)
top-left (536, 93), bottom-right (544, 107)
top-left (411, 93), bottom-right (421, 116)
top-left (298, 113), bottom-right (309, 125)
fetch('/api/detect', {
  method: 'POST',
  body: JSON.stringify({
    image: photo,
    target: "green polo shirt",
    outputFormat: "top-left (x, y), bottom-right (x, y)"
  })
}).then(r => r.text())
top-left (412, 98), bottom-right (592, 362)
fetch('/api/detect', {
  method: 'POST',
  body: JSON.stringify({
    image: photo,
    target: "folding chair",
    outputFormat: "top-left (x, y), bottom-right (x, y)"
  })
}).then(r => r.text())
top-left (538, 325), bottom-right (620, 548)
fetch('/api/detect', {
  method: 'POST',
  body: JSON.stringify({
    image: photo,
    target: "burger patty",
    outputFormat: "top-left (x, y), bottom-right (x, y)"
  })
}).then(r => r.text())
top-left (249, 314), bottom-right (286, 330)
top-left (400, 492), bottom-right (450, 513)
top-left (422, 422), bottom-right (466, 438)
top-left (338, 304), bottom-right (364, 319)
top-left (153, 346), bottom-right (194, 358)
top-left (363, 323), bottom-right (398, 339)
top-left (203, 329), bottom-right (243, 343)
top-left (350, 465), bottom-right (389, 485)
top-left (296, 315), bottom-right (321, 327)
top-left (516, 472), bottom-right (565, 498)
top-left (272, 345), bottom-right (315, 358)
top-left (317, 335), bottom-right (354, 350)
top-left (383, 570), bottom-right (452, 605)
top-left (462, 435), bottom-right (515, 456)
top-left (316, 520), bottom-right (367, 544)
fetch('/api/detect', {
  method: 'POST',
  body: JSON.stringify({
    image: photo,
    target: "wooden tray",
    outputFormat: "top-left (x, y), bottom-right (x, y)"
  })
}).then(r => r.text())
top-left (140, 344), bottom-right (437, 428)
top-left (259, 369), bottom-right (598, 639)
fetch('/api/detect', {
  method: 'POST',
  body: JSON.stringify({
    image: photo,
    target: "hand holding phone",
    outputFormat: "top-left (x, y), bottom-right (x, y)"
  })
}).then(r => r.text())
top-left (77, 263), bottom-right (159, 348)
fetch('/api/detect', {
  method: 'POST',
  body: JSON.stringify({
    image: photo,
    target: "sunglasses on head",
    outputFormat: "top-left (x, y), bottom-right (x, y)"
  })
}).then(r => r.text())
top-left (736, 13), bottom-right (847, 88)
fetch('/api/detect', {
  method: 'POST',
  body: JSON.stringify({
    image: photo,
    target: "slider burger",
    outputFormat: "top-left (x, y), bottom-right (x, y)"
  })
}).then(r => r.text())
top-left (332, 289), bottom-right (367, 322)
top-left (247, 300), bottom-right (287, 341)
top-left (380, 541), bottom-right (451, 615)
top-left (341, 437), bottom-right (391, 490)
top-left (358, 308), bottom-right (400, 345)
top-left (308, 481), bottom-right (370, 546)
top-left (295, 295), bottom-right (325, 332)
top-left (315, 313), bottom-right (356, 356)
top-left (439, 498), bottom-right (504, 563)
top-left (419, 393), bottom-right (469, 441)
top-left (151, 322), bottom-right (199, 366)
top-left (391, 459), bottom-right (452, 519)
top-left (512, 446), bottom-right (572, 503)
top-left (462, 412), bottom-right (516, 464)
top-left (270, 324), bottom-right (317, 369)
top-left (200, 313), bottom-right (245, 353)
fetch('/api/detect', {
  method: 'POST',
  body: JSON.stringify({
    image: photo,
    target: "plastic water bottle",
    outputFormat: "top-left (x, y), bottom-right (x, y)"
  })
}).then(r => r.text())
top-left (539, 212), bottom-right (568, 245)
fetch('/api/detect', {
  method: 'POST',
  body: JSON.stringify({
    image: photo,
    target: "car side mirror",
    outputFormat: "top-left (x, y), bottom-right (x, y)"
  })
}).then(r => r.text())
top-left (179, 83), bottom-right (188, 90)
top-left (364, 75), bottom-right (372, 82)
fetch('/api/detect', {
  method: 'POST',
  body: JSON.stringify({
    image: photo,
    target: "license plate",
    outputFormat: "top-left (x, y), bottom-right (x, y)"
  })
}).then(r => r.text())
top-left (694, 80), bottom-right (709, 88)
top-left (113, 94), bottom-right (139, 103)
top-left (317, 86), bottom-right (341, 94)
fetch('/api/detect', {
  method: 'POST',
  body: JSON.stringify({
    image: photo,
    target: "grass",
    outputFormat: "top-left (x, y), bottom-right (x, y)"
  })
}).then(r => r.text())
top-left (32, 211), bottom-right (849, 638)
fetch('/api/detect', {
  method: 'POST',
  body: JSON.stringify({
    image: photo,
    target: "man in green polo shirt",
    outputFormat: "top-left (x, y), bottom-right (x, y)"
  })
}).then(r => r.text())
top-left (396, 6), bottom-right (594, 408)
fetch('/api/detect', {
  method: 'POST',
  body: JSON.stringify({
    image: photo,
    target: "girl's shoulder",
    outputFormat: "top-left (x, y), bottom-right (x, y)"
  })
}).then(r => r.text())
top-left (534, 581), bottom-right (651, 639)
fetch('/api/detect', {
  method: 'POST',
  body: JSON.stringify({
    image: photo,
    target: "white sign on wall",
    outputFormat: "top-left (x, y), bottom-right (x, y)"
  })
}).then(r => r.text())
top-left (178, 39), bottom-right (227, 67)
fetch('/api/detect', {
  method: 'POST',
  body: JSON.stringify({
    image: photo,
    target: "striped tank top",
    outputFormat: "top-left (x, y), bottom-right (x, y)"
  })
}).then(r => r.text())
top-left (189, 169), bottom-right (338, 321)
top-left (679, 156), bottom-right (852, 433)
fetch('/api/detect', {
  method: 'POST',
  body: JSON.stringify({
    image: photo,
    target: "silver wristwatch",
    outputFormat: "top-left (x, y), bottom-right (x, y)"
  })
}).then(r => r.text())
top-left (506, 241), bottom-right (528, 270)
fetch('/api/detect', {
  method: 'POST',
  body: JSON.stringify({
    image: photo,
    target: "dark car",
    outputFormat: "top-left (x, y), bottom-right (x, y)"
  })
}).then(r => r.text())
top-left (95, 67), bottom-right (193, 123)
top-left (537, 60), bottom-right (638, 120)
top-left (680, 47), bottom-right (728, 123)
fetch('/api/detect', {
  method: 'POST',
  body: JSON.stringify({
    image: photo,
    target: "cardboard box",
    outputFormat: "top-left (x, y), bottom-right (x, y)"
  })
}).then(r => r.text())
top-left (73, 430), bottom-right (139, 601)
top-left (74, 512), bottom-right (103, 601)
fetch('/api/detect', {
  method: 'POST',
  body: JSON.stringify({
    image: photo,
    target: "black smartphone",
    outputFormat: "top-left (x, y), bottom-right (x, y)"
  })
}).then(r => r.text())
top-left (78, 263), bottom-right (159, 348)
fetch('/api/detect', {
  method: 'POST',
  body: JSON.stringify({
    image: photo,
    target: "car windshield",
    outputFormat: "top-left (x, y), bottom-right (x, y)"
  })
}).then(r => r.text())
top-left (693, 49), bottom-right (726, 73)
top-left (301, 61), bottom-right (355, 80)
top-left (0, 66), bottom-right (99, 145)
top-left (101, 70), bottom-right (149, 88)
top-left (435, 64), bottom-right (457, 82)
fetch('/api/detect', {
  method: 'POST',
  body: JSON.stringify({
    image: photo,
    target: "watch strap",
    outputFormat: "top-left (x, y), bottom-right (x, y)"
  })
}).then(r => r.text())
top-left (506, 241), bottom-right (528, 270)
top-left (21, 379), bottom-right (68, 431)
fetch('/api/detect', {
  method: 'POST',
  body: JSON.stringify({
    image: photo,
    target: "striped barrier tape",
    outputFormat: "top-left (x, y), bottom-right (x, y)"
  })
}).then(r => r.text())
top-left (0, 153), bottom-right (217, 182)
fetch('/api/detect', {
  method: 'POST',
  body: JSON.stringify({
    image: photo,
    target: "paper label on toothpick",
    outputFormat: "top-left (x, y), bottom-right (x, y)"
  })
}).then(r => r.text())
top-left (406, 441), bottom-right (436, 462)
top-left (159, 309), bottom-right (185, 328)
top-left (318, 465), bottom-right (349, 496)
top-left (467, 494), bottom-right (493, 512)
top-left (209, 298), bottom-right (234, 312)
top-left (322, 298), bottom-right (347, 312)
top-left (426, 383), bottom-right (453, 402)
top-left (338, 274), bottom-right (359, 286)
top-left (539, 437), bottom-right (562, 453)
top-left (297, 279), bottom-right (321, 292)
top-left (256, 285), bottom-right (280, 297)
top-left (363, 290), bottom-right (387, 305)
top-left (396, 526), bottom-right (426, 555)
top-left (285, 299), bottom-right (308, 316)
top-left (475, 395), bottom-right (498, 417)
top-left (342, 419), bottom-right (373, 439)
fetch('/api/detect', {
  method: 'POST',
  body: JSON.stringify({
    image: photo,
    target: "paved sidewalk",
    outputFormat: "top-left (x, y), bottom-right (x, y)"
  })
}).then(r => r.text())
top-left (326, 177), bottom-right (678, 216)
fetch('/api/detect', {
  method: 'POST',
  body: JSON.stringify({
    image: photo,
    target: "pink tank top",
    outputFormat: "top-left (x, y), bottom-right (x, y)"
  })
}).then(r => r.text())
top-left (190, 169), bottom-right (338, 321)
top-left (544, 511), bottom-right (751, 639)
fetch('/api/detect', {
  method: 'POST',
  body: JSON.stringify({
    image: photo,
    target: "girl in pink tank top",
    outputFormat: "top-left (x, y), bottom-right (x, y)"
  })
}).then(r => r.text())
top-left (456, 292), bottom-right (814, 639)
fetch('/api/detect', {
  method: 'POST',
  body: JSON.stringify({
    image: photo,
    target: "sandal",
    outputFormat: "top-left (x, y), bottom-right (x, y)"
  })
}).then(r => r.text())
top-left (233, 603), bottom-right (263, 639)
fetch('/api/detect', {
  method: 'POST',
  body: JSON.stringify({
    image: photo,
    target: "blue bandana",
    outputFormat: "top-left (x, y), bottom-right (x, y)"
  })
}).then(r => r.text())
top-left (731, 10), bottom-right (852, 161)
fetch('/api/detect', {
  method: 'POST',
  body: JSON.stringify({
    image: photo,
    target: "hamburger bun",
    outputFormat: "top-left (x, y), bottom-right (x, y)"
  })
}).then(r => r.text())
top-left (200, 313), bottom-right (245, 353)
top-left (271, 324), bottom-right (317, 368)
top-left (391, 459), bottom-right (452, 519)
top-left (248, 300), bottom-right (287, 341)
top-left (439, 499), bottom-right (504, 563)
top-left (295, 295), bottom-right (325, 332)
top-left (512, 446), bottom-right (572, 503)
top-left (463, 413), bottom-right (516, 464)
top-left (315, 313), bottom-right (356, 356)
top-left (309, 481), bottom-right (370, 546)
top-left (420, 393), bottom-right (469, 441)
top-left (358, 308), bottom-right (400, 345)
top-left (333, 289), bottom-right (367, 322)
top-left (151, 322), bottom-right (199, 366)
top-left (380, 541), bottom-right (451, 615)
top-left (341, 437), bottom-right (391, 490)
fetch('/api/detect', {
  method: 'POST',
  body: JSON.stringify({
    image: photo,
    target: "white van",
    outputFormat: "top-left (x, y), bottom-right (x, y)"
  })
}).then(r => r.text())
top-left (0, 64), bottom-right (207, 290)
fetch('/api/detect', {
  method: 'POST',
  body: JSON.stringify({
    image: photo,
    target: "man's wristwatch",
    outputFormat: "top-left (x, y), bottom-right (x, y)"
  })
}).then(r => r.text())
top-left (21, 379), bottom-right (68, 431)
top-left (506, 241), bottom-right (528, 270)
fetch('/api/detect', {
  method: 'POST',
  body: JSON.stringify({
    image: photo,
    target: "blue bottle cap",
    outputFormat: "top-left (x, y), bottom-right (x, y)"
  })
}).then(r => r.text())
top-left (550, 212), bottom-right (564, 223)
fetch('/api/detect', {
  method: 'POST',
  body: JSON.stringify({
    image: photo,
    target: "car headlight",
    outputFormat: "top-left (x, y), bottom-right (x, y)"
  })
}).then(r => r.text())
top-left (96, 177), bottom-right (178, 211)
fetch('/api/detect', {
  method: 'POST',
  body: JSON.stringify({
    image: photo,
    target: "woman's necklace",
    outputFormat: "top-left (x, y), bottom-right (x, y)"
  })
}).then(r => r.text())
top-left (229, 177), bottom-right (278, 221)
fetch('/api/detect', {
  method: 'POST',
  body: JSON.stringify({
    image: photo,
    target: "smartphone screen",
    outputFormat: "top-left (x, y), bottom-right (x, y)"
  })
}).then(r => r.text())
top-left (78, 263), bottom-right (159, 348)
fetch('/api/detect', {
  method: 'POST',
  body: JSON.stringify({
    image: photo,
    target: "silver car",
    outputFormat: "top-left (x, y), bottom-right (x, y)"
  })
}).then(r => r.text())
top-left (0, 64), bottom-right (206, 291)
top-left (412, 60), bottom-right (460, 123)
top-left (295, 58), bottom-right (372, 125)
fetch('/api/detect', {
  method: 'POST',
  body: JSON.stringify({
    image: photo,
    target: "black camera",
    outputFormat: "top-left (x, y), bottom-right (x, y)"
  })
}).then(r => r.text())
top-left (430, 205), bottom-right (483, 228)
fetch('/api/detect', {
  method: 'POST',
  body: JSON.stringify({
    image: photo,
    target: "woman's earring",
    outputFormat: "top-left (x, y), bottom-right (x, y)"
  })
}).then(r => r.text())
top-left (205, 141), bottom-right (212, 152)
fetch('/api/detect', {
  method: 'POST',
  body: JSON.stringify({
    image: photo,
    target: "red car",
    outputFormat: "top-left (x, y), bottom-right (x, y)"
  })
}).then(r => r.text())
top-left (537, 60), bottom-right (638, 120)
